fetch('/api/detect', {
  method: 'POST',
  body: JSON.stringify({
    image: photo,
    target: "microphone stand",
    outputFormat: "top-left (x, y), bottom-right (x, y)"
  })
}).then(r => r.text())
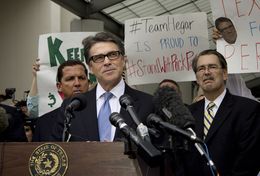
top-left (123, 137), bottom-right (137, 159)
top-left (194, 142), bottom-right (218, 176)
top-left (62, 109), bottom-right (75, 142)
top-left (187, 129), bottom-right (218, 176)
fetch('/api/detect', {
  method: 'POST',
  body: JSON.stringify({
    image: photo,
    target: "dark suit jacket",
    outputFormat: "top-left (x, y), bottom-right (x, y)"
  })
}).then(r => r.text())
top-left (52, 84), bottom-right (154, 142)
top-left (0, 104), bottom-right (27, 142)
top-left (32, 108), bottom-right (61, 142)
top-left (185, 90), bottom-right (260, 176)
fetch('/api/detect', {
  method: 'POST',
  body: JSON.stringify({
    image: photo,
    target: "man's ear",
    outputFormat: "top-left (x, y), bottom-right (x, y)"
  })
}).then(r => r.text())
top-left (196, 75), bottom-right (200, 85)
top-left (56, 82), bottom-right (62, 92)
top-left (223, 69), bottom-right (228, 81)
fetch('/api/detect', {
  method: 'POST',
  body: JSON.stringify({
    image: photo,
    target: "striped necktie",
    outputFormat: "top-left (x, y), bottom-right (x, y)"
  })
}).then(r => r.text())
top-left (98, 92), bottom-right (113, 142)
top-left (204, 102), bottom-right (215, 139)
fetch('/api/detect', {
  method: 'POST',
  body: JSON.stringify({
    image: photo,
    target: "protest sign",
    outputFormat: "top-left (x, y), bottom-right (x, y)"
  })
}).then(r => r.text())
top-left (210, 0), bottom-right (260, 73)
top-left (124, 12), bottom-right (209, 85)
top-left (38, 32), bottom-right (96, 116)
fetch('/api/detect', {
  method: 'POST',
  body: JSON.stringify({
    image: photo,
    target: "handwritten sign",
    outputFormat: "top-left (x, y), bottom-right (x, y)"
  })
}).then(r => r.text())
top-left (38, 32), bottom-right (96, 116)
top-left (210, 0), bottom-right (260, 73)
top-left (124, 13), bottom-right (209, 85)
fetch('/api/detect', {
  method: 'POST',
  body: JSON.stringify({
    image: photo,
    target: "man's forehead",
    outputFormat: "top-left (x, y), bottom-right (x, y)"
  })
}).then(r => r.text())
top-left (197, 54), bottom-right (219, 65)
top-left (62, 65), bottom-right (85, 71)
top-left (62, 65), bottom-right (87, 75)
top-left (218, 21), bottom-right (232, 27)
top-left (90, 42), bottom-right (119, 54)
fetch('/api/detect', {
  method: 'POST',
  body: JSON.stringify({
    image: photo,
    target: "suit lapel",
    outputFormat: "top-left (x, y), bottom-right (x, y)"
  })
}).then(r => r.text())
top-left (75, 87), bottom-right (99, 140)
top-left (192, 100), bottom-right (205, 139)
top-left (87, 87), bottom-right (100, 140)
top-left (205, 91), bottom-right (233, 143)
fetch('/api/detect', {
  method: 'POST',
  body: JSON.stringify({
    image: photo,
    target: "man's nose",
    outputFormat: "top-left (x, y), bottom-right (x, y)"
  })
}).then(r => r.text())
top-left (103, 56), bottom-right (111, 64)
top-left (204, 67), bottom-right (211, 74)
top-left (74, 78), bottom-right (80, 85)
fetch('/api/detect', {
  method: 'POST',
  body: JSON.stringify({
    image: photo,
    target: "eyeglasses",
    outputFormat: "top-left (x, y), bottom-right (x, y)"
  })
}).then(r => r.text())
top-left (89, 51), bottom-right (122, 63)
top-left (196, 64), bottom-right (222, 74)
top-left (219, 24), bottom-right (234, 33)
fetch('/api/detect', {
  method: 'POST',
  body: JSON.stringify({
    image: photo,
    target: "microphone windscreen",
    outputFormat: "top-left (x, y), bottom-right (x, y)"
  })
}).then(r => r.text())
top-left (153, 86), bottom-right (195, 128)
top-left (109, 112), bottom-right (122, 127)
top-left (70, 93), bottom-right (87, 111)
top-left (119, 94), bottom-right (133, 109)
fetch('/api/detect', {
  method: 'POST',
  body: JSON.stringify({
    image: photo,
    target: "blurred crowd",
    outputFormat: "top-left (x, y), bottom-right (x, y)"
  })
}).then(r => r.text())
top-left (0, 88), bottom-right (35, 142)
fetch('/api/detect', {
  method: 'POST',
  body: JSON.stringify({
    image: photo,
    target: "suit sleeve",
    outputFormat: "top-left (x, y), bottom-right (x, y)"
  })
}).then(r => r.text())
top-left (231, 102), bottom-right (260, 175)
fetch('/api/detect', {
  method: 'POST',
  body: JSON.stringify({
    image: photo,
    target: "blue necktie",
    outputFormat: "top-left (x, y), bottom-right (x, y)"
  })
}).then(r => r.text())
top-left (98, 92), bottom-right (113, 142)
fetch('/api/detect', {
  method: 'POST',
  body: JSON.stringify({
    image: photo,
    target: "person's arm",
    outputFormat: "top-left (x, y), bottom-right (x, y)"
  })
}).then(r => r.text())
top-left (29, 59), bottom-right (39, 97)
top-left (212, 27), bottom-right (222, 43)
top-left (27, 59), bottom-right (40, 118)
top-left (231, 102), bottom-right (260, 175)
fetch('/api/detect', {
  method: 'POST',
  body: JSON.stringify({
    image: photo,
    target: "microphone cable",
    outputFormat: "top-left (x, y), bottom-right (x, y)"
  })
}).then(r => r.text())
top-left (188, 128), bottom-right (218, 176)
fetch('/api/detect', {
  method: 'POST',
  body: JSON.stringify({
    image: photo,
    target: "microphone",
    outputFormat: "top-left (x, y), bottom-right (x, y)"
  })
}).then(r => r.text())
top-left (147, 113), bottom-right (203, 143)
top-left (153, 86), bottom-right (197, 150)
top-left (109, 112), bottom-right (161, 166)
top-left (62, 94), bottom-right (87, 142)
top-left (0, 107), bottom-right (9, 134)
top-left (119, 94), bottom-right (151, 142)
top-left (65, 93), bottom-right (87, 112)
top-left (153, 86), bottom-right (195, 128)
top-left (152, 86), bottom-right (219, 175)
top-left (119, 94), bottom-right (140, 125)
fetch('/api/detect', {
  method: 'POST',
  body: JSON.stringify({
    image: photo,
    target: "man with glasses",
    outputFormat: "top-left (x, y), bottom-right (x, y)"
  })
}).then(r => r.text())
top-left (52, 32), bottom-right (154, 142)
top-left (215, 17), bottom-right (237, 44)
top-left (182, 49), bottom-right (260, 176)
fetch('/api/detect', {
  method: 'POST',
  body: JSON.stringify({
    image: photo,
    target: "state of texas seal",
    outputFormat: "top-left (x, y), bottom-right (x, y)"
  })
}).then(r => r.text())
top-left (29, 143), bottom-right (68, 176)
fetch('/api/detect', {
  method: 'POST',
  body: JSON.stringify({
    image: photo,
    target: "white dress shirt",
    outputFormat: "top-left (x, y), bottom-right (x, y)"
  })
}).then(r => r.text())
top-left (204, 89), bottom-right (226, 117)
top-left (96, 78), bottom-right (125, 141)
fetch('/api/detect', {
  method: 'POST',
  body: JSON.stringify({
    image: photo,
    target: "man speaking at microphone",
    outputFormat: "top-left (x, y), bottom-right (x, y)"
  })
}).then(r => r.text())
top-left (50, 32), bottom-right (162, 176)
top-left (52, 32), bottom-right (154, 143)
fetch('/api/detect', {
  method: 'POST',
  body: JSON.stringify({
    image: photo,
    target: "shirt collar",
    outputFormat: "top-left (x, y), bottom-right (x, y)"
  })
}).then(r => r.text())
top-left (205, 89), bottom-right (226, 109)
top-left (96, 78), bottom-right (125, 100)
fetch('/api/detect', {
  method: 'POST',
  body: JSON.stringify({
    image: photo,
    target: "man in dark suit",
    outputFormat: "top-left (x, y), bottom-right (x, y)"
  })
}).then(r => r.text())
top-left (50, 33), bottom-right (157, 176)
top-left (185, 49), bottom-right (260, 175)
top-left (52, 32), bottom-right (154, 142)
top-left (32, 60), bottom-right (89, 141)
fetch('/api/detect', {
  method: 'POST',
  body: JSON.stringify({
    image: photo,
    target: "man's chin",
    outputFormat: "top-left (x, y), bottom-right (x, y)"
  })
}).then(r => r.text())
top-left (202, 85), bottom-right (214, 92)
top-left (226, 38), bottom-right (236, 44)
